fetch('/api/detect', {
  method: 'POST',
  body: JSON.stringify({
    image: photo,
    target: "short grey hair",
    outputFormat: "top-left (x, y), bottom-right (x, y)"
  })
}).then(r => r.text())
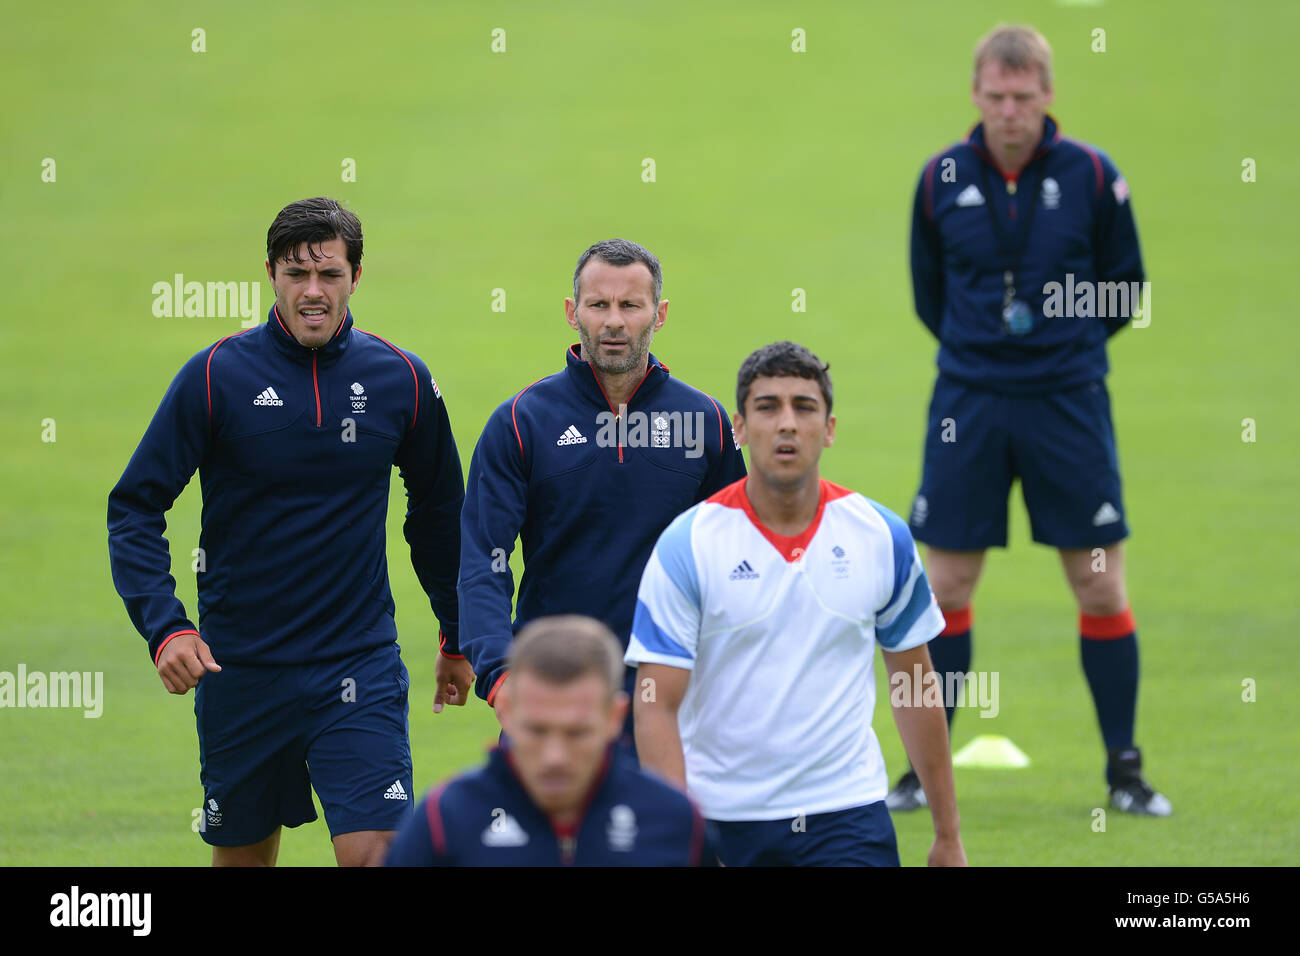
top-left (572, 238), bottom-right (663, 305)
top-left (509, 615), bottom-right (625, 698)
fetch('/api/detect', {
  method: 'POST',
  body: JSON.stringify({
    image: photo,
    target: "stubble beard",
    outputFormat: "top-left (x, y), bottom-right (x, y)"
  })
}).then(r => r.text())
top-left (578, 319), bottom-right (654, 377)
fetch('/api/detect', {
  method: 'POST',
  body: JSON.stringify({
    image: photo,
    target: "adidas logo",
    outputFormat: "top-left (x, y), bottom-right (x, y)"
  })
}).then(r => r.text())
top-left (955, 184), bottom-right (985, 207)
top-left (253, 386), bottom-right (284, 407)
top-left (729, 559), bottom-right (759, 581)
top-left (556, 425), bottom-right (588, 446)
top-left (1092, 502), bottom-right (1121, 526)
top-left (383, 780), bottom-right (408, 801)
top-left (832, 546), bottom-right (846, 559)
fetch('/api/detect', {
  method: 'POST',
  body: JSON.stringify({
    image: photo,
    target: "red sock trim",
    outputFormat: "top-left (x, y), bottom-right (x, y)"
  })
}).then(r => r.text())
top-left (939, 605), bottom-right (972, 636)
top-left (1080, 607), bottom-right (1136, 640)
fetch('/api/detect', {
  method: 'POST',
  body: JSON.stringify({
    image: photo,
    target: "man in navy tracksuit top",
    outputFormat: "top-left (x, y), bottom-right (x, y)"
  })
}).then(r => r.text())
top-left (458, 239), bottom-right (747, 747)
top-left (107, 198), bottom-right (470, 865)
top-left (893, 26), bottom-right (1170, 816)
top-left (386, 616), bottom-right (715, 866)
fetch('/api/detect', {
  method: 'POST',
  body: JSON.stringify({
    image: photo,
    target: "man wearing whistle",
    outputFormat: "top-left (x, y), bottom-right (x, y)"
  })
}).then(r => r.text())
top-left (897, 24), bottom-right (1169, 817)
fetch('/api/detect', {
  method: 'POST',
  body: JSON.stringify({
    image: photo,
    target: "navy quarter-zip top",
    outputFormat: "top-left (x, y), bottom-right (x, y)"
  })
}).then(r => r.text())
top-left (385, 745), bottom-right (713, 866)
top-left (108, 306), bottom-right (464, 665)
top-left (458, 345), bottom-right (747, 705)
top-left (910, 114), bottom-right (1146, 394)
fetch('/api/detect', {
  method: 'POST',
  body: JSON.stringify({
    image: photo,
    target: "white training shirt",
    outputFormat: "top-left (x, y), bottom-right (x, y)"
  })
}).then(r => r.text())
top-left (626, 476), bottom-right (945, 821)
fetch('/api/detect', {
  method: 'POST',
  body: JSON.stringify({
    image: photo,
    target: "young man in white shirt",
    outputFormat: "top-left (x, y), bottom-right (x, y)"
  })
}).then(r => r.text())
top-left (626, 341), bottom-right (965, 866)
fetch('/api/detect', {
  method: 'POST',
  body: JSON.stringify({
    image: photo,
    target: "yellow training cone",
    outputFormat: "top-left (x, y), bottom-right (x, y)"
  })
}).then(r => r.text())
top-left (951, 735), bottom-right (1031, 768)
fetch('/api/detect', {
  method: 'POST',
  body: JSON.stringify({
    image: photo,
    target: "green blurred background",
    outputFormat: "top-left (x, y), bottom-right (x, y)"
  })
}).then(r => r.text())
top-left (1, 0), bottom-right (1296, 864)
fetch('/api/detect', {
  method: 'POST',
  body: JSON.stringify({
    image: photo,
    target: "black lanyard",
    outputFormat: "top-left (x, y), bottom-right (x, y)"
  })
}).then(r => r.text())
top-left (979, 159), bottom-right (1044, 305)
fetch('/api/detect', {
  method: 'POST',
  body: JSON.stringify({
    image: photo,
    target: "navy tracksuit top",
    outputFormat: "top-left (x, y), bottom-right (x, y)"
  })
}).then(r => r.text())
top-left (910, 114), bottom-right (1146, 394)
top-left (385, 745), bottom-right (714, 866)
top-left (107, 305), bottom-right (463, 666)
top-left (458, 345), bottom-right (748, 703)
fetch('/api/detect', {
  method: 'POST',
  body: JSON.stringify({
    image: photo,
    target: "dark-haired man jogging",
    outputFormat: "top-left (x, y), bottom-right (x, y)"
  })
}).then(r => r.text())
top-left (629, 342), bottom-right (965, 866)
top-left (108, 197), bottom-right (469, 865)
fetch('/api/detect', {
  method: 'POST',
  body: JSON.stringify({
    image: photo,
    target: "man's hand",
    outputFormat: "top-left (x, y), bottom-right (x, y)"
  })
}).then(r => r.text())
top-left (433, 655), bottom-right (475, 714)
top-left (884, 643), bottom-right (967, 866)
top-left (927, 833), bottom-right (967, 867)
top-left (156, 634), bottom-right (221, 694)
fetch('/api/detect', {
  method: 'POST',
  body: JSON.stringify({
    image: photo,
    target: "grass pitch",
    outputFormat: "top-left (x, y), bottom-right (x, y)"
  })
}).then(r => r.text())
top-left (1, 1), bottom-right (1296, 865)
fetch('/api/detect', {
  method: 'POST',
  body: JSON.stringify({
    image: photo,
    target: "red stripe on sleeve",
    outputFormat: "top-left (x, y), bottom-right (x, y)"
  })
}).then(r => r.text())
top-left (204, 330), bottom-right (250, 434)
top-left (154, 628), bottom-right (200, 665)
top-left (438, 630), bottom-right (465, 661)
top-left (922, 154), bottom-right (940, 220)
top-left (486, 670), bottom-right (509, 707)
top-left (426, 784), bottom-right (449, 857)
top-left (510, 379), bottom-right (545, 460)
top-left (356, 329), bottom-right (420, 429)
top-left (707, 396), bottom-right (723, 451)
top-left (1064, 138), bottom-right (1105, 199)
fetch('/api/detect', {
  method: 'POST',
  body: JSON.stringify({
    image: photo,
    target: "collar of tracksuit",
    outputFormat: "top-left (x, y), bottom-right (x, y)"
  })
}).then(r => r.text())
top-left (266, 304), bottom-right (355, 366)
top-left (493, 743), bottom-right (617, 831)
top-left (966, 113), bottom-right (1061, 178)
top-left (562, 343), bottom-right (670, 412)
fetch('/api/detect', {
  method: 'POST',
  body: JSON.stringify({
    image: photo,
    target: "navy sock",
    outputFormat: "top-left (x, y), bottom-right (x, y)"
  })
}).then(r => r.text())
top-left (1080, 609), bottom-right (1139, 754)
top-left (903, 607), bottom-right (972, 781)
top-left (927, 628), bottom-right (972, 728)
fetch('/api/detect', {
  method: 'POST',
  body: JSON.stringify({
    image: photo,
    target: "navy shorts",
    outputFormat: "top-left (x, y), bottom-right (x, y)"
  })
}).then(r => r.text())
top-left (909, 376), bottom-right (1129, 550)
top-left (194, 641), bottom-right (413, 847)
top-left (711, 801), bottom-right (900, 867)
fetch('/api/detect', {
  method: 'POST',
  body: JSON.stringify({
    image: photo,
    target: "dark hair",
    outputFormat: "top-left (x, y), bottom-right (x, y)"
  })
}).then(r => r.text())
top-left (509, 615), bottom-right (625, 698)
top-left (736, 341), bottom-right (833, 415)
top-left (266, 197), bottom-right (363, 279)
top-left (572, 238), bottom-right (662, 304)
